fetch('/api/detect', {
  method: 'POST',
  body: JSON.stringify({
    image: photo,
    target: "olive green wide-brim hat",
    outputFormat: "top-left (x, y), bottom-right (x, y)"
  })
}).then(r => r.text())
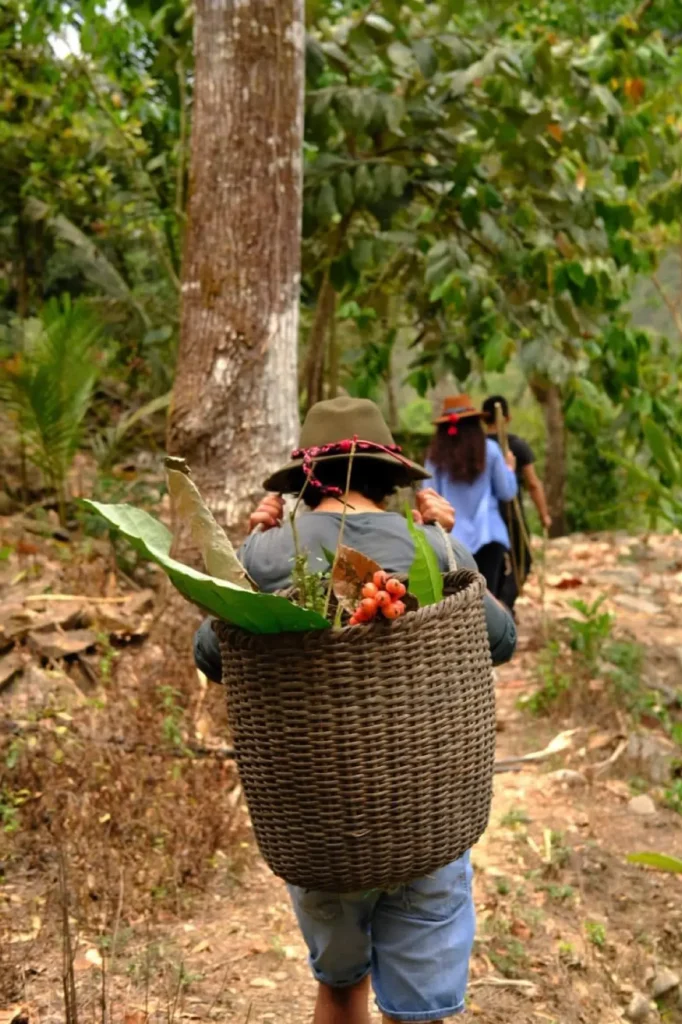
top-left (263, 397), bottom-right (431, 495)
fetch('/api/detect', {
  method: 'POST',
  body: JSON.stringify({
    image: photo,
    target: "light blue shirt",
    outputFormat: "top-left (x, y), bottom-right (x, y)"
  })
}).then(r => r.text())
top-left (424, 439), bottom-right (518, 554)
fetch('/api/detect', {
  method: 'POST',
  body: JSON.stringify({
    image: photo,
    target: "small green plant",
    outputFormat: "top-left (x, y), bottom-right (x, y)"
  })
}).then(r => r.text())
top-left (500, 807), bottom-right (530, 829)
top-left (0, 297), bottom-right (104, 523)
top-left (495, 876), bottom-right (511, 896)
top-left (662, 780), bottom-right (682, 815)
top-left (0, 787), bottom-right (32, 834)
top-left (585, 920), bottom-right (607, 947)
top-left (488, 937), bottom-right (528, 979)
top-left (569, 597), bottom-right (613, 666)
top-left (544, 883), bottom-right (576, 903)
top-left (96, 631), bottom-right (118, 682)
top-left (523, 636), bottom-right (571, 714)
top-left (523, 596), bottom-right (644, 717)
top-left (159, 686), bottom-right (186, 751)
top-left (0, 795), bottom-right (20, 834)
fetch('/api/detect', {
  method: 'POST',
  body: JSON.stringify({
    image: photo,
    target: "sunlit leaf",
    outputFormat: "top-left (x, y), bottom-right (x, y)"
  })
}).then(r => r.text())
top-left (404, 507), bottom-right (443, 607)
top-left (83, 501), bottom-right (329, 634)
top-left (627, 852), bottom-right (682, 874)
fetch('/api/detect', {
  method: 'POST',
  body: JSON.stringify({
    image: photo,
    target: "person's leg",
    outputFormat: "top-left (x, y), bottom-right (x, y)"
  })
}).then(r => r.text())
top-left (474, 541), bottom-right (506, 596)
top-left (382, 1015), bottom-right (440, 1024)
top-left (370, 853), bottom-right (475, 1022)
top-left (382, 1018), bottom-right (442, 1024)
top-left (314, 975), bottom-right (371, 1024)
top-left (287, 885), bottom-right (377, 1023)
top-left (498, 553), bottom-right (518, 611)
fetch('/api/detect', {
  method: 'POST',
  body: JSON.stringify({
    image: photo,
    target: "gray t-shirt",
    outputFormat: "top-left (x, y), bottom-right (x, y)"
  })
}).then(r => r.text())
top-left (193, 511), bottom-right (517, 679)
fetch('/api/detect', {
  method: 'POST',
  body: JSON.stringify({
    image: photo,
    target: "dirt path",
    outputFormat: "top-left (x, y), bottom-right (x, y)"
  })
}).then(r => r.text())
top-left (3, 530), bottom-right (682, 1023)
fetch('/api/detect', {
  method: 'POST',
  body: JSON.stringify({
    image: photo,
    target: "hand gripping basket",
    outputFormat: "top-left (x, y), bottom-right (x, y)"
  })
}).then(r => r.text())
top-left (214, 569), bottom-right (495, 893)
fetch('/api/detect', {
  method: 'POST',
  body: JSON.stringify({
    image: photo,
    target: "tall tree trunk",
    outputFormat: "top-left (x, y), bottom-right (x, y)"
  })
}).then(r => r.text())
top-left (302, 271), bottom-right (336, 412)
top-left (532, 380), bottom-right (567, 537)
top-left (168, 0), bottom-right (305, 530)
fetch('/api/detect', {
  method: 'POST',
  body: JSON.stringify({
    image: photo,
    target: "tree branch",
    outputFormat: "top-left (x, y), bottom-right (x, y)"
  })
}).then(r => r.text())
top-left (652, 274), bottom-right (682, 342)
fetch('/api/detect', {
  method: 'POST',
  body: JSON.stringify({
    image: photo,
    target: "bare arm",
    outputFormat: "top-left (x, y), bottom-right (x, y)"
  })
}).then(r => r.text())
top-left (523, 463), bottom-right (551, 529)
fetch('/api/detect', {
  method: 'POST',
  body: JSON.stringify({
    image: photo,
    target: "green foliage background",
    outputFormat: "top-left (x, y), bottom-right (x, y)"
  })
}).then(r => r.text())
top-left (0, 0), bottom-right (681, 529)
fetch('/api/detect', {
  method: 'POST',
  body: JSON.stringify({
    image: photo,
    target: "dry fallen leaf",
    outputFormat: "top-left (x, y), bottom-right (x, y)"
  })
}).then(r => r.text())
top-left (510, 918), bottom-right (533, 941)
top-left (166, 458), bottom-right (255, 590)
top-left (547, 573), bottom-right (584, 590)
top-left (123, 1012), bottom-right (147, 1024)
top-left (331, 545), bottom-right (382, 613)
top-left (9, 915), bottom-right (41, 944)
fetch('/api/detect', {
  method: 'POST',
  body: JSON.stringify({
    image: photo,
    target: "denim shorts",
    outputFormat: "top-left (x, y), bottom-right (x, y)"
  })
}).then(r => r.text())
top-left (288, 853), bottom-right (475, 1022)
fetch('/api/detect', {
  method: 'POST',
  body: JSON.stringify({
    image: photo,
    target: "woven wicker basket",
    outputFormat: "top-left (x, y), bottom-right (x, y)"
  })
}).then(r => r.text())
top-left (215, 569), bottom-right (495, 893)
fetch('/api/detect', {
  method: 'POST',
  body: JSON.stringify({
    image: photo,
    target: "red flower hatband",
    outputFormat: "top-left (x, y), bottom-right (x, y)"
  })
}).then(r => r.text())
top-left (290, 437), bottom-right (408, 497)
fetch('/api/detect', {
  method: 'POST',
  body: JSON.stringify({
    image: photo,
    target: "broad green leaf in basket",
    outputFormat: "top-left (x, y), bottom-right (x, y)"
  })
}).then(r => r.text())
top-left (83, 501), bottom-right (329, 634)
top-left (404, 505), bottom-right (443, 607)
top-left (165, 456), bottom-right (256, 590)
top-left (627, 851), bottom-right (682, 874)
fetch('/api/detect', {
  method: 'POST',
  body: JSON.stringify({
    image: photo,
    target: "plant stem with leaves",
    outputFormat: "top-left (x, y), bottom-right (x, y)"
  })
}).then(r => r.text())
top-left (324, 440), bottom-right (357, 623)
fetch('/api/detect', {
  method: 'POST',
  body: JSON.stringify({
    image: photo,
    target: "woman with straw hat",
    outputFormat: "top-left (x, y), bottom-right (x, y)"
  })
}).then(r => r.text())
top-left (194, 396), bottom-right (517, 1024)
top-left (424, 395), bottom-right (518, 599)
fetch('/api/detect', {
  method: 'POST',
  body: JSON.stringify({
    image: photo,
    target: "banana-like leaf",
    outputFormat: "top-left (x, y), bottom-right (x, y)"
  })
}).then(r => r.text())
top-left (404, 506), bottom-right (443, 606)
top-left (165, 457), bottom-right (255, 590)
top-left (83, 501), bottom-right (329, 634)
top-left (627, 851), bottom-right (682, 874)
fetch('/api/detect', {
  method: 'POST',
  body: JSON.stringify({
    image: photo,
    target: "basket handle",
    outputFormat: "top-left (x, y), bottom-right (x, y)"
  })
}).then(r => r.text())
top-left (434, 522), bottom-right (457, 572)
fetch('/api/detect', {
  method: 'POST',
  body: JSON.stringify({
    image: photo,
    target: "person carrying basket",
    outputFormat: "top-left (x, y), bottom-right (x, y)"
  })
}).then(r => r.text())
top-left (194, 397), bottom-right (516, 1024)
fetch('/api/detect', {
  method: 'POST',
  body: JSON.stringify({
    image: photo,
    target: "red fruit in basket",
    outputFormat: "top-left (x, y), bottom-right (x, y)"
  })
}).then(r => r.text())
top-left (385, 578), bottom-right (406, 599)
top-left (361, 581), bottom-right (378, 599)
top-left (373, 570), bottom-right (389, 589)
top-left (348, 614), bottom-right (359, 626)
top-left (375, 590), bottom-right (392, 609)
top-left (382, 600), bottom-right (406, 620)
top-left (359, 597), bottom-right (379, 620)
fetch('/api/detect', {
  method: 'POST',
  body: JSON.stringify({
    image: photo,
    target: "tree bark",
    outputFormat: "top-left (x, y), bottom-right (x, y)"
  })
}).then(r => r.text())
top-left (302, 271), bottom-right (336, 412)
top-left (532, 380), bottom-right (567, 537)
top-left (168, 0), bottom-right (305, 530)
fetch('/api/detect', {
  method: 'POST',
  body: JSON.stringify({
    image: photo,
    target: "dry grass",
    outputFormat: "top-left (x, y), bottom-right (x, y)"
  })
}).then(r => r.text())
top-left (1, 597), bottom-right (243, 924)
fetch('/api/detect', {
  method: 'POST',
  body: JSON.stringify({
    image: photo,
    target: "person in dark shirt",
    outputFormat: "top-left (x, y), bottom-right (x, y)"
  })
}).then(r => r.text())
top-left (481, 395), bottom-right (551, 612)
top-left (194, 397), bottom-right (517, 1024)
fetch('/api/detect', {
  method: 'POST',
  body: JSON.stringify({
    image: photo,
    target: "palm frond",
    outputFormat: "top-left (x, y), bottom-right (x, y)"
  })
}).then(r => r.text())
top-left (1, 296), bottom-right (103, 518)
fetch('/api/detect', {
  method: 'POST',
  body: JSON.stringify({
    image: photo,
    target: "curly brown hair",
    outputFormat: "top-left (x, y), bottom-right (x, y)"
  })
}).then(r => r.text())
top-left (427, 417), bottom-right (487, 484)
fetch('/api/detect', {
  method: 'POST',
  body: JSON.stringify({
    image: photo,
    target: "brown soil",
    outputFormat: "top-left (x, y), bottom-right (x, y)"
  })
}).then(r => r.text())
top-left (1, 524), bottom-right (682, 1024)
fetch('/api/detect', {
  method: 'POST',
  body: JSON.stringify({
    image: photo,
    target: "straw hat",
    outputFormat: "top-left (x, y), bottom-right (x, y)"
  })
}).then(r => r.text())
top-left (433, 394), bottom-right (484, 425)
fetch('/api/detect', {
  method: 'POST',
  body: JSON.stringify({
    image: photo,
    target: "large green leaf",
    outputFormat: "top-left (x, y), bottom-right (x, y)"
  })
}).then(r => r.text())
top-left (165, 457), bottom-right (256, 590)
top-left (83, 501), bottom-right (329, 634)
top-left (627, 852), bottom-right (682, 874)
top-left (404, 506), bottom-right (444, 607)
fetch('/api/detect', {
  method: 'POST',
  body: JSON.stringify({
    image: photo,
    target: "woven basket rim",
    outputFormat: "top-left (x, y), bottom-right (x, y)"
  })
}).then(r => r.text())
top-left (213, 568), bottom-right (486, 651)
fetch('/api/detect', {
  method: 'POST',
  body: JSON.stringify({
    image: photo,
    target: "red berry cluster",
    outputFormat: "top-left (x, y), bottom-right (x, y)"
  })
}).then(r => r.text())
top-left (348, 570), bottom-right (407, 625)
